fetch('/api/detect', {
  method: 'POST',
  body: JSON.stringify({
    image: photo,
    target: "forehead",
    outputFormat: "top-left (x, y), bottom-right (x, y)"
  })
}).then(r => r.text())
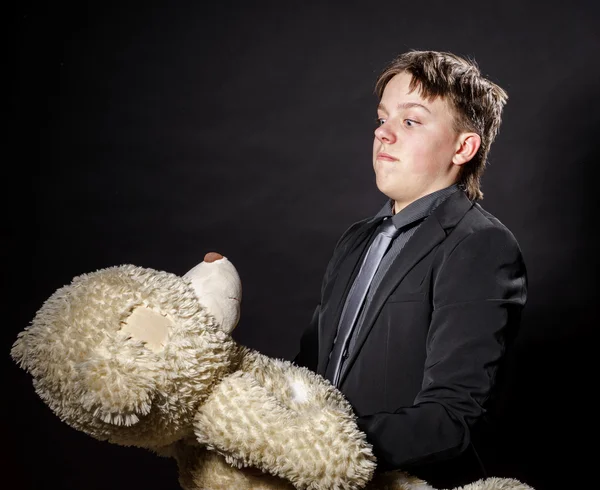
top-left (379, 72), bottom-right (452, 116)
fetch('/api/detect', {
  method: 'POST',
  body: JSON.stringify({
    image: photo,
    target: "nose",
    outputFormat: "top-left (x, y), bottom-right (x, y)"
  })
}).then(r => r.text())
top-left (204, 252), bottom-right (224, 263)
top-left (374, 122), bottom-right (395, 144)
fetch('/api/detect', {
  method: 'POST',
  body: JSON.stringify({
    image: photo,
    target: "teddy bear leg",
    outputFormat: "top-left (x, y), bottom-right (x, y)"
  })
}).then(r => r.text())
top-left (452, 478), bottom-right (535, 490)
top-left (172, 441), bottom-right (295, 490)
top-left (364, 470), bottom-right (433, 490)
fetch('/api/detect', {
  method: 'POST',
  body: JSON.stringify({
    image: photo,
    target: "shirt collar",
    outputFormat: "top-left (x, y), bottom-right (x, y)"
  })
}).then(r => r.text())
top-left (375, 183), bottom-right (461, 230)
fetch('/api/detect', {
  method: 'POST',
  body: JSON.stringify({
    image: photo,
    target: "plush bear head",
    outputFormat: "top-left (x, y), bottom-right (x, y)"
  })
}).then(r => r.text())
top-left (11, 252), bottom-right (242, 450)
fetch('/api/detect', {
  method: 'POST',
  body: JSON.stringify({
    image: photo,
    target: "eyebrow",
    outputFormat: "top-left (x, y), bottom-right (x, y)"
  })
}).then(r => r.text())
top-left (378, 102), bottom-right (431, 114)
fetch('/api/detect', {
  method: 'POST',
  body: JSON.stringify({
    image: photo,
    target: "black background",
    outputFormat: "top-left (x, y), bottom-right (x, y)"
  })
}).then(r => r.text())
top-left (6, 1), bottom-right (598, 488)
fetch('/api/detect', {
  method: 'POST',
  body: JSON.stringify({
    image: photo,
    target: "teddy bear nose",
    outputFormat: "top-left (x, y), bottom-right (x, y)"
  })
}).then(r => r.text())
top-left (204, 252), bottom-right (224, 263)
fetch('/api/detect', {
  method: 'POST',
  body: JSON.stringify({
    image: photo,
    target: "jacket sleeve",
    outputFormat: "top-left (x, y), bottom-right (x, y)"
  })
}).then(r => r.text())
top-left (293, 305), bottom-right (320, 371)
top-left (356, 224), bottom-right (528, 471)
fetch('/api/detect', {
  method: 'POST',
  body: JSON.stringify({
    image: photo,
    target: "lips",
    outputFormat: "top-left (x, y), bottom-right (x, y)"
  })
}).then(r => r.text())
top-left (377, 152), bottom-right (398, 162)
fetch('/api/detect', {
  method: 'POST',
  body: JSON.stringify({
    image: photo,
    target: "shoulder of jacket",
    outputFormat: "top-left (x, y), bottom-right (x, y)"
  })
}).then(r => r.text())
top-left (334, 216), bottom-right (375, 250)
top-left (446, 203), bottom-right (522, 256)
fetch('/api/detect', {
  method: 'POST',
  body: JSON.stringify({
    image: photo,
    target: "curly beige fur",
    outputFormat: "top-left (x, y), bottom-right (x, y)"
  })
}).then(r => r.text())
top-left (194, 357), bottom-right (376, 489)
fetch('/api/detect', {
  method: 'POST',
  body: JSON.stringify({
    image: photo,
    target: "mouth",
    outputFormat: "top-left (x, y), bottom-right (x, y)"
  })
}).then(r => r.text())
top-left (376, 152), bottom-right (398, 162)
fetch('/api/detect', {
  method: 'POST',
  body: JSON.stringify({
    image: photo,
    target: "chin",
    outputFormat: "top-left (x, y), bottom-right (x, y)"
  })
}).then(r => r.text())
top-left (375, 186), bottom-right (399, 204)
top-left (374, 178), bottom-right (389, 197)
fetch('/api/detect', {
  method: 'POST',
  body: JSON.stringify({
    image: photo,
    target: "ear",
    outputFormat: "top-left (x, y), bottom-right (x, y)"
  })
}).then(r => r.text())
top-left (452, 132), bottom-right (481, 166)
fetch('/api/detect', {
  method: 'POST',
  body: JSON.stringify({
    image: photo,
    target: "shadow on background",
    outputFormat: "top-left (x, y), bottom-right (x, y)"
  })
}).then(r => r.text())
top-left (479, 306), bottom-right (594, 489)
top-left (478, 136), bottom-right (598, 488)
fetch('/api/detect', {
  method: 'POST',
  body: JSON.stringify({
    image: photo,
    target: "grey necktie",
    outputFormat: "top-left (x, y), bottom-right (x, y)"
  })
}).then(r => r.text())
top-left (325, 217), bottom-right (400, 387)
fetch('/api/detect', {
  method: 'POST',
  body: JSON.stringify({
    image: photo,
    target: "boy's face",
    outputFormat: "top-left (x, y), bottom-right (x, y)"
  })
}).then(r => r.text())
top-left (373, 71), bottom-right (464, 213)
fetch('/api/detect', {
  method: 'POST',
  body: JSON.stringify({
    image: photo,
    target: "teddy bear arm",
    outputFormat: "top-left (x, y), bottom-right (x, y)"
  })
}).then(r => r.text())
top-left (194, 371), bottom-right (376, 490)
top-left (242, 352), bottom-right (356, 413)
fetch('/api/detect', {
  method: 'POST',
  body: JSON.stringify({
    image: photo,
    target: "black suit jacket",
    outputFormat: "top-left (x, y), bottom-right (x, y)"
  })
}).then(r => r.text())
top-left (294, 190), bottom-right (527, 487)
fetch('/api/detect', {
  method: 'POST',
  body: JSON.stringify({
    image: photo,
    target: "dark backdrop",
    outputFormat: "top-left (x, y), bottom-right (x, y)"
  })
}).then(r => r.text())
top-left (6, 1), bottom-right (598, 489)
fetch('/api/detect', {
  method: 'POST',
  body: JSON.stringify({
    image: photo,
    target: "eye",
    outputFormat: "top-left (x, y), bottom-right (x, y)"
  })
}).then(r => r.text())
top-left (375, 117), bottom-right (386, 127)
top-left (404, 119), bottom-right (419, 127)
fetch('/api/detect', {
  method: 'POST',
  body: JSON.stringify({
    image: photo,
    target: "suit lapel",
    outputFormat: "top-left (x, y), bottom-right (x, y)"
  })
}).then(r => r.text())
top-left (316, 216), bottom-right (383, 375)
top-left (338, 190), bottom-right (474, 386)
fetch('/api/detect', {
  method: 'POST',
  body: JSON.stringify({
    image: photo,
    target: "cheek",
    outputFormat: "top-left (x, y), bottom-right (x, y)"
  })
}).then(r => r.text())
top-left (408, 148), bottom-right (437, 174)
top-left (405, 136), bottom-right (449, 174)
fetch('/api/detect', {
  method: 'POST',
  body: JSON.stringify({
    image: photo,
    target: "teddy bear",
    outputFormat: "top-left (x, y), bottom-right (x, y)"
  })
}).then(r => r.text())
top-left (11, 252), bottom-right (534, 490)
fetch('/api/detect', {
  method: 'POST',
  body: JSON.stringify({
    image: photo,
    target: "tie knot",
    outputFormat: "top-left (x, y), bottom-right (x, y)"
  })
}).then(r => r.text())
top-left (379, 218), bottom-right (399, 238)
